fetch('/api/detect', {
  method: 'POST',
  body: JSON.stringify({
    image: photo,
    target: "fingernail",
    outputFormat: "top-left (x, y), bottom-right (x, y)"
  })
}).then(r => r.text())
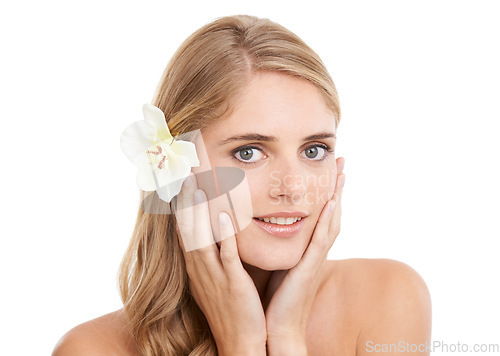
top-left (329, 200), bottom-right (336, 213)
top-left (219, 212), bottom-right (229, 226)
top-left (340, 158), bottom-right (345, 172)
top-left (194, 190), bottom-right (204, 204)
top-left (184, 173), bottom-right (194, 187)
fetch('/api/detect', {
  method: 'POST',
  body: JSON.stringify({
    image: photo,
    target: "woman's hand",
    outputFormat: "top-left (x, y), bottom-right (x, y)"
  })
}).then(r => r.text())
top-left (174, 173), bottom-right (267, 356)
top-left (264, 157), bottom-right (346, 354)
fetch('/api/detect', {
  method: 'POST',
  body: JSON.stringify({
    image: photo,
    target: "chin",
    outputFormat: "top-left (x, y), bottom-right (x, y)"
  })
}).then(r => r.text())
top-left (259, 260), bottom-right (300, 271)
top-left (240, 249), bottom-right (303, 271)
top-left (236, 222), bottom-right (310, 271)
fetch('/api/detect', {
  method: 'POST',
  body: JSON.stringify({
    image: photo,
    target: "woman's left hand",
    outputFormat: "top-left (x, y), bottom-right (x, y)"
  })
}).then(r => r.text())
top-left (264, 157), bottom-right (345, 354)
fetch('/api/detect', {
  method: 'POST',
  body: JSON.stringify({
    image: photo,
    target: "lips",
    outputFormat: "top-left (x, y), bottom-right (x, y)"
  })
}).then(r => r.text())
top-left (254, 211), bottom-right (307, 218)
top-left (252, 216), bottom-right (306, 238)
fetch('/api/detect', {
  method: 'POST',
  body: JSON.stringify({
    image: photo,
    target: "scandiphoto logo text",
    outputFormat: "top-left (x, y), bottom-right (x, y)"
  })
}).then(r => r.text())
top-left (365, 340), bottom-right (500, 353)
top-left (269, 171), bottom-right (334, 205)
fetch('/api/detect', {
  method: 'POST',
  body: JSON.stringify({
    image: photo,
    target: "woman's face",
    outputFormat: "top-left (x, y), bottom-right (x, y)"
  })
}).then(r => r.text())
top-left (193, 71), bottom-right (338, 271)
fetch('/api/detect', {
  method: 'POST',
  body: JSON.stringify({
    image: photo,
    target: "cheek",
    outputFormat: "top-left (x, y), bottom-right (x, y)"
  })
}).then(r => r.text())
top-left (304, 167), bottom-right (337, 206)
top-left (242, 166), bottom-right (336, 207)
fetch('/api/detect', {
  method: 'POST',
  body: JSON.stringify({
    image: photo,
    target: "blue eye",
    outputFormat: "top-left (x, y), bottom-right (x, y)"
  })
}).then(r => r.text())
top-left (232, 144), bottom-right (333, 165)
top-left (233, 146), bottom-right (265, 164)
top-left (303, 145), bottom-right (325, 160)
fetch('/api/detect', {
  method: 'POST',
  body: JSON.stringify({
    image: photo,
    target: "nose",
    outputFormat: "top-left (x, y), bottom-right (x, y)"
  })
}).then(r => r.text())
top-left (269, 158), bottom-right (307, 202)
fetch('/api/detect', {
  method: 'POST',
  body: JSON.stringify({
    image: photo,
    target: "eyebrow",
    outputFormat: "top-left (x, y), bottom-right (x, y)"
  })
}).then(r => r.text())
top-left (218, 131), bottom-right (336, 146)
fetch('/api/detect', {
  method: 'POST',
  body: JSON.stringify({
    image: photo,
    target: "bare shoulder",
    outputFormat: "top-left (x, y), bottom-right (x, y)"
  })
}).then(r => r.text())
top-left (52, 309), bottom-right (137, 356)
top-left (328, 258), bottom-right (431, 299)
top-left (335, 258), bottom-right (431, 318)
top-left (316, 258), bottom-right (432, 355)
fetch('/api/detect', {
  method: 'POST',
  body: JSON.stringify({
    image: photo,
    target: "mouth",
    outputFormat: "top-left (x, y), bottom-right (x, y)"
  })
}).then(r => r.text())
top-left (254, 216), bottom-right (303, 224)
top-left (252, 216), bottom-right (306, 238)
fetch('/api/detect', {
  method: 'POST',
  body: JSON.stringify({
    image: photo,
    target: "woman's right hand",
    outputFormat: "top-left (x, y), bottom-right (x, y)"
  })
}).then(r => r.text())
top-left (173, 173), bottom-right (267, 356)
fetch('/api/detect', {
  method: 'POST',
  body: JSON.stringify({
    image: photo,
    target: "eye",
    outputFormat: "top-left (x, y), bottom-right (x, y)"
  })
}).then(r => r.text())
top-left (302, 144), bottom-right (331, 161)
top-left (233, 146), bottom-right (265, 164)
top-left (231, 143), bottom-right (333, 165)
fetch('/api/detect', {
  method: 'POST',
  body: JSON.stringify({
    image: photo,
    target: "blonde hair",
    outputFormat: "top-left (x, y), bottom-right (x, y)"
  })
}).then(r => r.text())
top-left (118, 14), bottom-right (341, 355)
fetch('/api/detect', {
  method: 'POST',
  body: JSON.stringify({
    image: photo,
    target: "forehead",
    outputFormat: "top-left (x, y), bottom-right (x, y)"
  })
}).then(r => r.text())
top-left (205, 72), bottom-right (336, 139)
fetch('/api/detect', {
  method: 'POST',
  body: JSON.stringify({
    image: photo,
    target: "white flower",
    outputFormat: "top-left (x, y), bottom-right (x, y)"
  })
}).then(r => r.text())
top-left (120, 104), bottom-right (200, 203)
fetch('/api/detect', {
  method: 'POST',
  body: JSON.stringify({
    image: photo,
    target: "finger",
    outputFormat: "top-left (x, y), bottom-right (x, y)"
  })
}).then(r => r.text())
top-left (337, 156), bottom-right (345, 174)
top-left (297, 199), bottom-right (336, 274)
top-left (172, 174), bottom-right (196, 269)
top-left (334, 157), bottom-right (345, 195)
top-left (337, 173), bottom-right (345, 195)
top-left (175, 173), bottom-right (197, 260)
top-left (300, 160), bottom-right (344, 268)
top-left (178, 175), bottom-right (224, 281)
top-left (218, 212), bottom-right (245, 283)
top-left (330, 165), bottom-right (344, 218)
top-left (333, 173), bottom-right (344, 209)
top-left (329, 172), bottom-right (345, 240)
top-left (178, 172), bottom-right (197, 212)
top-left (191, 189), bottom-right (224, 271)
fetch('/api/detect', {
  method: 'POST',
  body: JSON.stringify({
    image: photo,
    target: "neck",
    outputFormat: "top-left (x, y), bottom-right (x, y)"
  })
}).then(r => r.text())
top-left (242, 261), bottom-right (273, 300)
top-left (242, 261), bottom-right (289, 312)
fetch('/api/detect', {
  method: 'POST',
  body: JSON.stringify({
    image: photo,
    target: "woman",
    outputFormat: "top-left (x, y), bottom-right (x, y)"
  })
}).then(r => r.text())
top-left (53, 14), bottom-right (431, 356)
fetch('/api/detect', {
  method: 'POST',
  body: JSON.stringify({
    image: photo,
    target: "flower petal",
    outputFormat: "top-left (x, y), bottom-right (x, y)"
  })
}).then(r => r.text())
top-left (171, 140), bottom-right (200, 167)
top-left (156, 178), bottom-right (185, 203)
top-left (143, 103), bottom-right (172, 142)
top-left (120, 120), bottom-right (156, 165)
top-left (154, 145), bottom-right (191, 187)
top-left (135, 153), bottom-right (158, 191)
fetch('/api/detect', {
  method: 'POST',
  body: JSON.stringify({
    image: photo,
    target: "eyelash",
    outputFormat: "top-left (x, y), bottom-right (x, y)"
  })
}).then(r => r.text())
top-left (231, 144), bottom-right (334, 165)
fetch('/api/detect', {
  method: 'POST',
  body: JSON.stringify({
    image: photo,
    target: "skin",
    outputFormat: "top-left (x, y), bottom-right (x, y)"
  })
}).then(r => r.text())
top-left (182, 71), bottom-right (342, 354)
top-left (189, 71), bottom-right (339, 291)
top-left (193, 71), bottom-right (338, 271)
top-left (52, 72), bottom-right (432, 356)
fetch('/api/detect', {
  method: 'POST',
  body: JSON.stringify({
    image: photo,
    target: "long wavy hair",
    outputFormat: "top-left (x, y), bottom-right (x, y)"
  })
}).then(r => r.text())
top-left (118, 14), bottom-right (341, 355)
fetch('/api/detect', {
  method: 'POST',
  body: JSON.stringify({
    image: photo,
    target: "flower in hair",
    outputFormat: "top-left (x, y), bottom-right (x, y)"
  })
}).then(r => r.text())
top-left (120, 104), bottom-right (200, 203)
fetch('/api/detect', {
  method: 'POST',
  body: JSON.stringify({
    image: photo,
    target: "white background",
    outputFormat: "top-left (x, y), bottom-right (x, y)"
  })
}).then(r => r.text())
top-left (1, 1), bottom-right (499, 355)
